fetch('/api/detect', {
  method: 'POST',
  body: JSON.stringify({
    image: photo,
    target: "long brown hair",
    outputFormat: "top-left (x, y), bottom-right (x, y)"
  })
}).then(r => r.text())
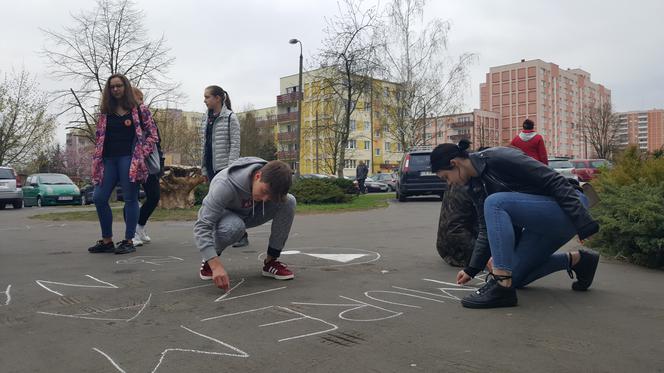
top-left (100, 74), bottom-right (139, 114)
top-left (205, 85), bottom-right (232, 110)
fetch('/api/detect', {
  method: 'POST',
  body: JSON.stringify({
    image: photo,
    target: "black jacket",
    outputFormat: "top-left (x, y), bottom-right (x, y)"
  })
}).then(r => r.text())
top-left (464, 147), bottom-right (599, 277)
top-left (356, 164), bottom-right (368, 179)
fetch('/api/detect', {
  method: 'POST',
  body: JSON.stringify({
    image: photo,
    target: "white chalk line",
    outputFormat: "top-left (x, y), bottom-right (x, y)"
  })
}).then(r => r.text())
top-left (150, 325), bottom-right (249, 373)
top-left (201, 306), bottom-right (274, 322)
top-left (214, 286), bottom-right (287, 303)
top-left (213, 278), bottom-right (246, 302)
top-left (259, 317), bottom-right (307, 327)
top-left (2, 284), bottom-right (11, 306)
top-left (35, 275), bottom-right (119, 296)
top-left (163, 284), bottom-right (211, 293)
top-left (37, 293), bottom-right (151, 322)
top-left (92, 348), bottom-right (127, 373)
top-left (273, 306), bottom-right (339, 342)
top-left (294, 296), bottom-right (403, 322)
top-left (392, 286), bottom-right (460, 303)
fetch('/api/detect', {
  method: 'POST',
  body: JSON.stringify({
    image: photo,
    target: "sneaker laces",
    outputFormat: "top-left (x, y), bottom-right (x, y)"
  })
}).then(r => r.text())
top-left (476, 273), bottom-right (512, 294)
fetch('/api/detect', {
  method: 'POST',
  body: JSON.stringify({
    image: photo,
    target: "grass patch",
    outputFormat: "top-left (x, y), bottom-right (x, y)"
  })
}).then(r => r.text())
top-left (28, 193), bottom-right (393, 221)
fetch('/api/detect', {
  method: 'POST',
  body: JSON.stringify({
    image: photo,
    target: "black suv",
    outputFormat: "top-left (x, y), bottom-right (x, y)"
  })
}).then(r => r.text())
top-left (395, 147), bottom-right (446, 202)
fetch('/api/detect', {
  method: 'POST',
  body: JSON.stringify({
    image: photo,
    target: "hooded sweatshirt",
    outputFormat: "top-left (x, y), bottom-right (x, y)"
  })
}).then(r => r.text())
top-left (193, 157), bottom-right (267, 261)
top-left (510, 129), bottom-right (549, 165)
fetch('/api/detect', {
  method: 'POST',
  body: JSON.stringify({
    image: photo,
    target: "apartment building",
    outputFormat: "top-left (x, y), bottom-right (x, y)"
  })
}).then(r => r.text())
top-left (616, 109), bottom-right (664, 152)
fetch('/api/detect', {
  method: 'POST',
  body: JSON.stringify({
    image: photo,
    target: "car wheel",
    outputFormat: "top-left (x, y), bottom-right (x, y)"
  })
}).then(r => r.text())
top-left (13, 200), bottom-right (23, 209)
top-left (37, 196), bottom-right (43, 207)
top-left (0, 203), bottom-right (5, 210)
top-left (397, 191), bottom-right (407, 202)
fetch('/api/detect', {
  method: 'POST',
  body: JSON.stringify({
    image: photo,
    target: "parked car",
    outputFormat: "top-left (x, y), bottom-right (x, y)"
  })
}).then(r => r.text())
top-left (548, 157), bottom-right (578, 182)
top-left (346, 176), bottom-right (389, 193)
top-left (370, 173), bottom-right (398, 191)
top-left (0, 166), bottom-right (23, 209)
top-left (23, 173), bottom-right (81, 207)
top-left (570, 159), bottom-right (612, 182)
top-left (299, 173), bottom-right (334, 180)
top-left (80, 184), bottom-right (94, 205)
top-left (396, 147), bottom-right (447, 202)
top-left (115, 185), bottom-right (147, 202)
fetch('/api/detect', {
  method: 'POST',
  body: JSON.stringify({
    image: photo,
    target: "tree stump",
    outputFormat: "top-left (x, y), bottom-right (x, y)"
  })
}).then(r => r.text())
top-left (159, 165), bottom-right (206, 209)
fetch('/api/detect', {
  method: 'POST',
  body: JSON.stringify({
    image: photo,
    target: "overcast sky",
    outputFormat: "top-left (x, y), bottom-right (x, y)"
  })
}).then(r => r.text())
top-left (2, 0), bottom-right (663, 143)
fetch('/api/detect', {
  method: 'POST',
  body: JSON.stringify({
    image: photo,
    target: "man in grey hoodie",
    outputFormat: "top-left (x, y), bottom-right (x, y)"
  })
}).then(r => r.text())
top-left (193, 157), bottom-right (296, 290)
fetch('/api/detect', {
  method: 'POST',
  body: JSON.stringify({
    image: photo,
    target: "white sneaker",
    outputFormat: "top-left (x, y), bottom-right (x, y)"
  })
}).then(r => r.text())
top-left (135, 225), bottom-right (151, 243)
top-left (132, 236), bottom-right (143, 247)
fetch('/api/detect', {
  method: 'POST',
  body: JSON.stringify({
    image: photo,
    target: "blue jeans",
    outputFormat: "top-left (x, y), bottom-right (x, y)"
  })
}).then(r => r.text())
top-left (93, 156), bottom-right (139, 241)
top-left (483, 191), bottom-right (589, 288)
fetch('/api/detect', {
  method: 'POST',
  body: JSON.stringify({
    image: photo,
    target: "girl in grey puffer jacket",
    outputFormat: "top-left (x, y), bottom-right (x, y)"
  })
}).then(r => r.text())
top-left (201, 85), bottom-right (240, 177)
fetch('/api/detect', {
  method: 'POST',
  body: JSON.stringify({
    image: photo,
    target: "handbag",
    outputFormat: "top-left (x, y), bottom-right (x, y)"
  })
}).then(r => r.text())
top-left (138, 109), bottom-right (164, 176)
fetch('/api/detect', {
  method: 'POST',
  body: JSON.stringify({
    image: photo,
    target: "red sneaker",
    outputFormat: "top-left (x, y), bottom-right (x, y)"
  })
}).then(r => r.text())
top-left (262, 260), bottom-right (294, 280)
top-left (199, 261), bottom-right (213, 280)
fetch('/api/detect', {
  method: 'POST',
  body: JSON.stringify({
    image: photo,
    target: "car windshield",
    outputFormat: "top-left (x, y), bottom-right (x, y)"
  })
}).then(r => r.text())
top-left (39, 175), bottom-right (73, 185)
top-left (549, 160), bottom-right (573, 169)
top-left (407, 154), bottom-right (431, 172)
top-left (571, 161), bottom-right (586, 168)
top-left (590, 160), bottom-right (609, 168)
top-left (0, 169), bottom-right (15, 179)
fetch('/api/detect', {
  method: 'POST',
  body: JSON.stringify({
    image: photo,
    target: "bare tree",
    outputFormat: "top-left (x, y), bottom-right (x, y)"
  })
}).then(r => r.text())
top-left (0, 69), bottom-right (56, 167)
top-left (380, 0), bottom-right (474, 151)
top-left (581, 101), bottom-right (620, 159)
top-left (316, 0), bottom-right (382, 177)
top-left (239, 109), bottom-right (278, 161)
top-left (42, 0), bottom-right (181, 144)
top-left (155, 109), bottom-right (201, 166)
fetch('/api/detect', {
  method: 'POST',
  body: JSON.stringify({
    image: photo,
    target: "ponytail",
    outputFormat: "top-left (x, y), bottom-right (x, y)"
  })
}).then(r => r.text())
top-left (205, 85), bottom-right (232, 110)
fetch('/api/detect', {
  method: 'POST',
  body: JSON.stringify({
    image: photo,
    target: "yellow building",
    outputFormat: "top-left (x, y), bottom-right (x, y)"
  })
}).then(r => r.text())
top-left (281, 69), bottom-right (403, 177)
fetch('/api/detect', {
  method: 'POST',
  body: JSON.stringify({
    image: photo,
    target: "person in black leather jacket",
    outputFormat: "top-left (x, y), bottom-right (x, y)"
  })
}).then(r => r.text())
top-left (430, 140), bottom-right (600, 309)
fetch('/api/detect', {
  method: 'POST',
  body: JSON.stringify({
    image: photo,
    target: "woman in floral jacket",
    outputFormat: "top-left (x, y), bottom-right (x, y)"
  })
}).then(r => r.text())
top-left (88, 74), bottom-right (159, 255)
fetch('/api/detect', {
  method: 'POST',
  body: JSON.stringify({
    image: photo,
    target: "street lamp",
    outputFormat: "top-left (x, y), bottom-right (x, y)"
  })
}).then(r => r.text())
top-left (289, 38), bottom-right (303, 178)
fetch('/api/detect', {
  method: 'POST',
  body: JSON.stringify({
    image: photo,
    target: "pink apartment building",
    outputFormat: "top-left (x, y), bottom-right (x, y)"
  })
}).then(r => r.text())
top-left (424, 109), bottom-right (501, 149)
top-left (480, 59), bottom-right (611, 158)
top-left (617, 109), bottom-right (664, 152)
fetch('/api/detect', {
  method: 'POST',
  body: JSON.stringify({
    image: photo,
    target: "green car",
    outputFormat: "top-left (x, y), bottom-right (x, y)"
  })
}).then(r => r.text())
top-left (23, 173), bottom-right (82, 207)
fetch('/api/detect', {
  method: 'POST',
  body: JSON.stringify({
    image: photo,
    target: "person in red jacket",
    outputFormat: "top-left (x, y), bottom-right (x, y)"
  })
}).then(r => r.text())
top-left (510, 119), bottom-right (548, 165)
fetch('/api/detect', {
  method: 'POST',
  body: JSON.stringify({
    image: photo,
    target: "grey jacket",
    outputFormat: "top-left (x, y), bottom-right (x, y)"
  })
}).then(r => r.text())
top-left (193, 157), bottom-right (267, 261)
top-left (200, 104), bottom-right (241, 175)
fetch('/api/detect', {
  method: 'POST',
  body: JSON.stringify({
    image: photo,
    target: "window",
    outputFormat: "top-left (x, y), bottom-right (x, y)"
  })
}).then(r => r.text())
top-left (384, 142), bottom-right (391, 152)
top-left (364, 141), bottom-right (371, 150)
top-left (350, 120), bottom-right (356, 132)
top-left (375, 148), bottom-right (381, 156)
top-left (347, 140), bottom-right (357, 149)
top-left (364, 101), bottom-right (371, 111)
top-left (364, 121), bottom-right (371, 131)
top-left (383, 87), bottom-right (389, 97)
top-left (374, 130), bottom-right (380, 138)
top-left (286, 86), bottom-right (298, 93)
top-left (397, 143), bottom-right (403, 152)
top-left (344, 159), bottom-right (357, 168)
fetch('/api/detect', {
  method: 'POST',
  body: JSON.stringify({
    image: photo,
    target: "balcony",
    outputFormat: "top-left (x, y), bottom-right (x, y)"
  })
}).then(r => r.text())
top-left (277, 92), bottom-right (303, 105)
top-left (449, 133), bottom-right (471, 142)
top-left (448, 120), bottom-right (474, 128)
top-left (277, 150), bottom-right (298, 160)
top-left (255, 118), bottom-right (277, 129)
top-left (278, 131), bottom-right (297, 142)
top-left (277, 112), bottom-right (298, 122)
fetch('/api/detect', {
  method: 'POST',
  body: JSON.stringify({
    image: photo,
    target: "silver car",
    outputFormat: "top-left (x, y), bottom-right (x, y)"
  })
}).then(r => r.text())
top-left (0, 166), bottom-right (23, 209)
top-left (548, 158), bottom-right (579, 182)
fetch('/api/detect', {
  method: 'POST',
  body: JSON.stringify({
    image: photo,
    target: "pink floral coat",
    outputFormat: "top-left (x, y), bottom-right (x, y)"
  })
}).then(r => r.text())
top-left (91, 104), bottom-right (159, 185)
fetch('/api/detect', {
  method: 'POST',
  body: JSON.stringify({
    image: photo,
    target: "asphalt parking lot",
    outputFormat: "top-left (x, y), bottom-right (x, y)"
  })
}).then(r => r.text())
top-left (1, 199), bottom-right (662, 372)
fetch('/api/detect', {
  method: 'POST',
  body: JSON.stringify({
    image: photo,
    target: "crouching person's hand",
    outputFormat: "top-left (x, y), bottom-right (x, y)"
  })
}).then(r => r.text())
top-left (456, 269), bottom-right (472, 285)
top-left (208, 257), bottom-right (230, 291)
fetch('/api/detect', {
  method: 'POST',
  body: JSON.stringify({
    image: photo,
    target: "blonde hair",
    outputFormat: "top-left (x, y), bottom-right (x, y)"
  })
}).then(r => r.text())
top-left (132, 87), bottom-right (144, 104)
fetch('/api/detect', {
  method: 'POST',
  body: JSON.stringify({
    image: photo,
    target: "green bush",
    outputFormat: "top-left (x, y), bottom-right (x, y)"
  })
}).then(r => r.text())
top-left (325, 177), bottom-right (358, 195)
top-left (588, 146), bottom-right (664, 268)
top-left (291, 179), bottom-right (350, 204)
top-left (194, 183), bottom-right (209, 205)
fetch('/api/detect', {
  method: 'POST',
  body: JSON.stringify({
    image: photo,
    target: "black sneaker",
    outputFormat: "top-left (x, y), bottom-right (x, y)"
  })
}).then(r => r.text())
top-left (232, 233), bottom-right (249, 248)
top-left (570, 249), bottom-right (599, 291)
top-left (114, 240), bottom-right (136, 255)
top-left (88, 240), bottom-right (115, 253)
top-left (461, 275), bottom-right (518, 309)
